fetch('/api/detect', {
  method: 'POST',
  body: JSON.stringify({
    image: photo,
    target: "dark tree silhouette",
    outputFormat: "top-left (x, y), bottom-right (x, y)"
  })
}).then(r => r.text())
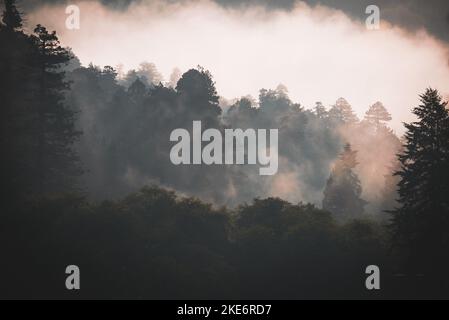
top-left (380, 158), bottom-right (401, 212)
top-left (323, 143), bottom-right (366, 220)
top-left (176, 66), bottom-right (221, 120)
top-left (2, 4), bottom-right (448, 300)
top-left (1, 0), bottom-right (22, 31)
top-left (0, 1), bottom-right (32, 200)
top-left (1, 4), bottom-right (82, 200)
top-left (390, 88), bottom-right (449, 274)
top-left (128, 77), bottom-right (147, 99)
top-left (30, 24), bottom-right (81, 192)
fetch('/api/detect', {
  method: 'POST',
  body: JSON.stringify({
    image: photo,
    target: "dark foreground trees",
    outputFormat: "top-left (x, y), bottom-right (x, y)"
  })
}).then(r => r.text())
top-left (3, 183), bottom-right (448, 299)
top-left (0, 1), bottom-right (80, 202)
top-left (1, 2), bottom-right (449, 299)
top-left (1, 185), bottom-right (394, 299)
top-left (390, 89), bottom-right (449, 279)
top-left (322, 144), bottom-right (366, 220)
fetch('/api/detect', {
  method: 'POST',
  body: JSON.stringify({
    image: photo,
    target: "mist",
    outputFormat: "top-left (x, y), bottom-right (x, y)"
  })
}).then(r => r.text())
top-left (25, 0), bottom-right (449, 134)
top-left (7, 0), bottom-right (443, 214)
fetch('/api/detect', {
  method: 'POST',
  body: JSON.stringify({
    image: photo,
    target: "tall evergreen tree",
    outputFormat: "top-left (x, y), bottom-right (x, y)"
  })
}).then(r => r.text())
top-left (323, 143), bottom-right (366, 220)
top-left (380, 159), bottom-right (401, 212)
top-left (128, 77), bottom-right (147, 99)
top-left (1, 0), bottom-right (22, 31)
top-left (314, 101), bottom-right (327, 119)
top-left (364, 101), bottom-right (392, 128)
top-left (328, 98), bottom-right (359, 124)
top-left (30, 24), bottom-right (81, 192)
top-left (390, 88), bottom-right (449, 271)
top-left (0, 2), bottom-right (39, 201)
top-left (176, 66), bottom-right (221, 121)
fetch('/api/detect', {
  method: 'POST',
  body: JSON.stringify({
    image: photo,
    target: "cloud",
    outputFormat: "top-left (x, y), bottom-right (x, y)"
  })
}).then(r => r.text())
top-left (19, 0), bottom-right (449, 43)
top-left (25, 0), bottom-right (449, 134)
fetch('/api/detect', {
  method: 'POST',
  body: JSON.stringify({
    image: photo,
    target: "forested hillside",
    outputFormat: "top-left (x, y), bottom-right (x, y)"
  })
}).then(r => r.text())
top-left (1, 0), bottom-right (448, 299)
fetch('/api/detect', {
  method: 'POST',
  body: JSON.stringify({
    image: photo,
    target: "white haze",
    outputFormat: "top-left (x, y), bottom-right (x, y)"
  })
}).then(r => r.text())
top-left (26, 0), bottom-right (449, 134)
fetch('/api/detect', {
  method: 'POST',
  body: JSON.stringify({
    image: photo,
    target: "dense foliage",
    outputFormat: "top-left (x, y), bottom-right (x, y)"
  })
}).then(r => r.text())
top-left (1, 1), bottom-right (448, 299)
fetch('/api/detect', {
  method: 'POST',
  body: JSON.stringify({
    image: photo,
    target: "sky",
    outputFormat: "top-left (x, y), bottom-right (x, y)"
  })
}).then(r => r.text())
top-left (22, 0), bottom-right (449, 134)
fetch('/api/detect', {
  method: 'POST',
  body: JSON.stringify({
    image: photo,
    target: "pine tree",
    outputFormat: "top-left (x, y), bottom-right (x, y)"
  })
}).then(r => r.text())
top-left (128, 77), bottom-right (147, 98)
top-left (328, 98), bottom-right (359, 124)
top-left (390, 88), bottom-right (449, 270)
top-left (176, 67), bottom-right (221, 120)
top-left (30, 24), bottom-right (81, 192)
top-left (0, 2), bottom-right (39, 201)
top-left (314, 101), bottom-right (327, 119)
top-left (323, 143), bottom-right (366, 220)
top-left (380, 158), bottom-right (401, 212)
top-left (364, 101), bottom-right (392, 128)
top-left (1, 0), bottom-right (22, 31)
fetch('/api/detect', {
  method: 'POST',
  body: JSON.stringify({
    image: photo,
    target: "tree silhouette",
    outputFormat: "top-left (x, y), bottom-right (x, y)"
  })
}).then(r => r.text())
top-left (314, 101), bottom-right (327, 119)
top-left (176, 67), bottom-right (219, 107)
top-left (323, 143), bottom-right (366, 220)
top-left (364, 101), bottom-right (392, 128)
top-left (328, 98), bottom-right (359, 124)
top-left (1, 0), bottom-right (22, 31)
top-left (128, 77), bottom-right (147, 99)
top-left (380, 158), bottom-right (401, 212)
top-left (2, 4), bottom-right (449, 300)
top-left (30, 24), bottom-right (81, 192)
top-left (176, 67), bottom-right (222, 125)
top-left (390, 88), bottom-right (449, 272)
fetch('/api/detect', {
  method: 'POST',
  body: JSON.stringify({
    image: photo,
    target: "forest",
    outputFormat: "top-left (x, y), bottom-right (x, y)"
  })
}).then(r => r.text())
top-left (0, 0), bottom-right (449, 299)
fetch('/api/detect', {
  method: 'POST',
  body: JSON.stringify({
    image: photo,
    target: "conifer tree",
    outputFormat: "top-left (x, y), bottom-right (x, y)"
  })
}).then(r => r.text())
top-left (328, 98), bottom-right (359, 124)
top-left (128, 77), bottom-right (147, 98)
top-left (1, 0), bottom-right (22, 31)
top-left (0, 1), bottom-right (38, 200)
top-left (176, 67), bottom-right (221, 120)
top-left (364, 101), bottom-right (392, 128)
top-left (380, 158), bottom-right (401, 212)
top-left (30, 24), bottom-right (81, 192)
top-left (390, 88), bottom-right (449, 269)
top-left (323, 143), bottom-right (366, 220)
top-left (314, 101), bottom-right (327, 119)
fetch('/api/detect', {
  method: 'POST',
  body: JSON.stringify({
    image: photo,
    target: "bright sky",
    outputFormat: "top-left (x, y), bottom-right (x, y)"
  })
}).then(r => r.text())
top-left (27, 0), bottom-right (449, 134)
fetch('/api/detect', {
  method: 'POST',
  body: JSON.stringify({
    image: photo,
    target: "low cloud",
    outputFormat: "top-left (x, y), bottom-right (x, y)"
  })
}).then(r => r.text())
top-left (26, 0), bottom-right (449, 134)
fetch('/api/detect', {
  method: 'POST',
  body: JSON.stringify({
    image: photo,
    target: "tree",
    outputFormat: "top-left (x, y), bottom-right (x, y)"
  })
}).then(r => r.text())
top-left (258, 87), bottom-right (294, 113)
top-left (380, 159), bottom-right (401, 212)
top-left (1, 0), bottom-right (22, 31)
top-left (390, 88), bottom-right (449, 271)
top-left (120, 62), bottom-right (163, 88)
top-left (314, 101), bottom-right (327, 119)
top-left (328, 98), bottom-right (359, 124)
top-left (225, 97), bottom-right (258, 126)
top-left (323, 143), bottom-right (366, 220)
top-left (30, 24), bottom-right (81, 192)
top-left (176, 67), bottom-right (221, 119)
top-left (1, 4), bottom-right (37, 200)
top-left (364, 101), bottom-right (392, 128)
top-left (128, 77), bottom-right (147, 99)
top-left (138, 62), bottom-right (163, 85)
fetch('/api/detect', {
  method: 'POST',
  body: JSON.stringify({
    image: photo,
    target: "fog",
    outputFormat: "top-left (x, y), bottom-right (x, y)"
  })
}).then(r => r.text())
top-left (3, 0), bottom-right (441, 214)
top-left (26, 0), bottom-right (449, 134)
